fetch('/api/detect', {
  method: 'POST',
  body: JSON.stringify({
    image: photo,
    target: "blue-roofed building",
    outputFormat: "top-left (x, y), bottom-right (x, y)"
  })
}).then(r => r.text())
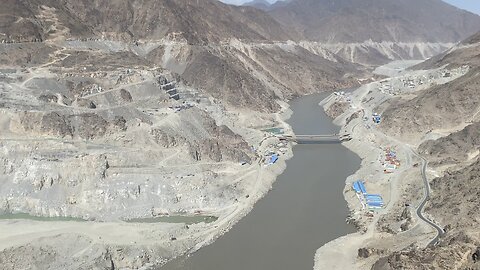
top-left (366, 194), bottom-right (383, 200)
top-left (358, 181), bottom-right (367, 194)
top-left (353, 181), bottom-right (362, 193)
top-left (269, 154), bottom-right (279, 164)
top-left (353, 180), bottom-right (385, 210)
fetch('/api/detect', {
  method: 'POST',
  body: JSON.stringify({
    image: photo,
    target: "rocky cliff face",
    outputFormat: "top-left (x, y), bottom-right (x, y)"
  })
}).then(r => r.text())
top-left (151, 108), bottom-right (252, 163)
top-left (16, 111), bottom-right (126, 140)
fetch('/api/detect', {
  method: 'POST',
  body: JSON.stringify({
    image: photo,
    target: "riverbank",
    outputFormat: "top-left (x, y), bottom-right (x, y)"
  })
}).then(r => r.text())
top-left (170, 101), bottom-right (297, 257)
top-left (314, 61), bottom-right (467, 270)
top-left (0, 97), bottom-right (297, 269)
top-left (160, 92), bottom-right (360, 270)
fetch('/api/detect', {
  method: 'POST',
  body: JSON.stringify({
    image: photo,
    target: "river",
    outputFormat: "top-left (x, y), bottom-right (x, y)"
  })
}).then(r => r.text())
top-left (160, 92), bottom-right (361, 270)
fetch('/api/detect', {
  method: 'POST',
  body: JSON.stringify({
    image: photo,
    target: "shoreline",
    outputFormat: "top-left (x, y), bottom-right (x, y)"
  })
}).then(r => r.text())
top-left (314, 88), bottom-right (369, 270)
top-left (313, 60), bottom-right (460, 269)
top-left (0, 78), bottom-right (422, 269)
top-left (313, 82), bottom-right (418, 270)
top-left (313, 83), bottom-right (404, 270)
top-left (0, 100), bottom-right (297, 268)
top-left (169, 100), bottom-right (297, 259)
top-left (0, 61), bottom-right (447, 269)
top-left (161, 91), bottom-right (362, 269)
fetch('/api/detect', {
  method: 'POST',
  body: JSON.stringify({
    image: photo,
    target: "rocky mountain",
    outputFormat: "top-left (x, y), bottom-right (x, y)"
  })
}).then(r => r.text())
top-left (0, 0), bottom-right (45, 42)
top-left (380, 32), bottom-right (480, 138)
top-left (169, 42), bottom-right (359, 112)
top-left (0, 0), bottom-right (360, 229)
top-left (419, 122), bottom-right (480, 166)
top-left (380, 67), bottom-right (480, 138)
top-left (306, 41), bottom-right (453, 66)
top-left (1, 0), bottom-right (295, 43)
top-left (415, 31), bottom-right (480, 69)
top-left (373, 31), bottom-right (480, 270)
top-left (1, 0), bottom-right (364, 111)
top-left (1, 1), bottom-right (356, 268)
top-left (268, 0), bottom-right (480, 43)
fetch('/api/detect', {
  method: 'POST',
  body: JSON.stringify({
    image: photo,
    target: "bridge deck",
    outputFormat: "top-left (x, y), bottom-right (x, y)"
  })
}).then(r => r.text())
top-left (278, 134), bottom-right (351, 143)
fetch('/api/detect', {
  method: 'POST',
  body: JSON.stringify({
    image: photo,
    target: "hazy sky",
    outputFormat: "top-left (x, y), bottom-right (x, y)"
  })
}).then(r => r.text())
top-left (221, 0), bottom-right (275, 5)
top-left (220, 0), bottom-right (480, 15)
top-left (443, 0), bottom-right (480, 15)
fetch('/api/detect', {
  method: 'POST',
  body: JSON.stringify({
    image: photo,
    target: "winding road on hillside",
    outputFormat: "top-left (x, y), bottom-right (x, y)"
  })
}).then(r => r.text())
top-left (351, 85), bottom-right (445, 248)
top-left (413, 152), bottom-right (445, 246)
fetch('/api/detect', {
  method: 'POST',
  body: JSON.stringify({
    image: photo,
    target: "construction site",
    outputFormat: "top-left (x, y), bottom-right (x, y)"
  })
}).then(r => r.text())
top-left (1, 0), bottom-right (480, 269)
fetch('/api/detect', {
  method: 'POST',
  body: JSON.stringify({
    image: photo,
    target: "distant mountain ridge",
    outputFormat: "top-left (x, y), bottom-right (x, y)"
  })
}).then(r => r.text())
top-left (415, 31), bottom-right (480, 69)
top-left (5, 0), bottom-right (480, 45)
top-left (3, 0), bottom-right (477, 67)
top-left (242, 0), bottom-right (272, 10)
top-left (267, 0), bottom-right (480, 43)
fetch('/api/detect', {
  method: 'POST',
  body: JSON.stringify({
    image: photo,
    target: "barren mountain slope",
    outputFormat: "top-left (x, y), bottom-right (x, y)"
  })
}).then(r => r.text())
top-left (464, 32), bottom-right (480, 45)
top-left (177, 46), bottom-right (281, 112)
top-left (419, 122), bottom-right (480, 166)
top-left (373, 158), bottom-right (480, 270)
top-left (268, 0), bottom-right (480, 43)
top-left (1, 0), bottom-right (360, 112)
top-left (173, 43), bottom-right (360, 112)
top-left (247, 45), bottom-right (359, 94)
top-left (380, 67), bottom-right (480, 138)
top-left (310, 42), bottom-right (453, 66)
top-left (381, 33), bottom-right (480, 139)
top-left (2, 0), bottom-right (295, 43)
top-left (415, 32), bottom-right (480, 69)
top-left (0, 38), bottom-right (267, 268)
top-left (370, 31), bottom-right (480, 270)
top-left (0, 43), bottom-right (55, 66)
top-left (0, 0), bottom-right (45, 42)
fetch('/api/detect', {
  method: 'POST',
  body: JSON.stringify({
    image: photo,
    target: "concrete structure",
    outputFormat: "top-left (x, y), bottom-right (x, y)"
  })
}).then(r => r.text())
top-left (278, 134), bottom-right (351, 144)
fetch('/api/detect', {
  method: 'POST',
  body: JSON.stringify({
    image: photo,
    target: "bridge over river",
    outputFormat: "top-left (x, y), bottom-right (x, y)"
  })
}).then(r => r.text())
top-left (278, 133), bottom-right (352, 143)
